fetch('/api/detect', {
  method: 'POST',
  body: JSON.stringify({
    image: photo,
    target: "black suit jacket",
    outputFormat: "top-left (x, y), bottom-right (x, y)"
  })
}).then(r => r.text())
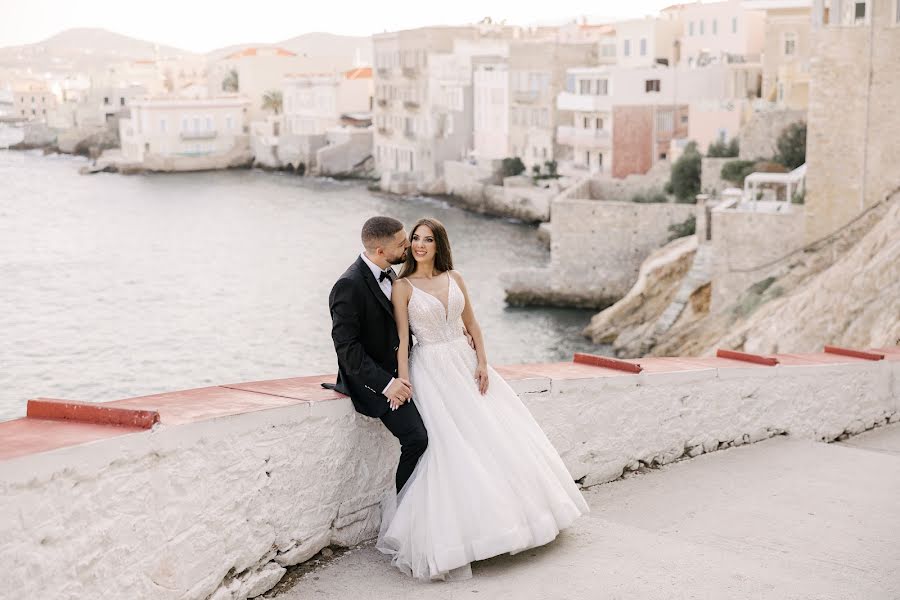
top-left (328, 256), bottom-right (406, 418)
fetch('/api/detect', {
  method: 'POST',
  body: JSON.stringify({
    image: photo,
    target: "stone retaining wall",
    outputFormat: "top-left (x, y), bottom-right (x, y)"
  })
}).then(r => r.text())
top-left (2, 351), bottom-right (898, 600)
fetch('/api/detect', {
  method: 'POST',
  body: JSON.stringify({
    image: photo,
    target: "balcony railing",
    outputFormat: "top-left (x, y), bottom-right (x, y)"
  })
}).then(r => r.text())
top-left (403, 100), bottom-right (420, 110)
top-left (557, 125), bottom-right (611, 147)
top-left (180, 130), bottom-right (217, 140)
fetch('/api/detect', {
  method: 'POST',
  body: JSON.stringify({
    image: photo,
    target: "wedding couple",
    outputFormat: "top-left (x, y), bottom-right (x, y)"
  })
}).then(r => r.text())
top-left (326, 215), bottom-right (588, 581)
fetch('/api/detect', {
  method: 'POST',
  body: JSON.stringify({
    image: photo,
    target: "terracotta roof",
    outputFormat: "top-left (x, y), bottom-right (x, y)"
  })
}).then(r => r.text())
top-left (344, 67), bottom-right (373, 80)
top-left (226, 47), bottom-right (297, 59)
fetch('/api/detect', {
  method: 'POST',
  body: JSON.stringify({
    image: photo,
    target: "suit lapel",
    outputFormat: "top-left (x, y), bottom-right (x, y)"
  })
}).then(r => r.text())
top-left (355, 256), bottom-right (395, 321)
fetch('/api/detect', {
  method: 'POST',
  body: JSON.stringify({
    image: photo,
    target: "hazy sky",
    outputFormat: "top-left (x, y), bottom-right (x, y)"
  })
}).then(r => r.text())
top-left (0, 0), bottom-right (678, 52)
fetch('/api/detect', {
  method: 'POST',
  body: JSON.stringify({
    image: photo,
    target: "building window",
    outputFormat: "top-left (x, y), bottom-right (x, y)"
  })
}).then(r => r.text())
top-left (645, 79), bottom-right (661, 93)
top-left (103, 97), bottom-right (110, 105)
top-left (784, 32), bottom-right (797, 56)
top-left (712, 19), bottom-right (718, 34)
top-left (31, 96), bottom-right (35, 103)
top-left (689, 21), bottom-right (694, 36)
top-left (579, 79), bottom-right (591, 94)
top-left (660, 153), bottom-right (668, 160)
top-left (41, 96), bottom-right (46, 103)
top-left (583, 116), bottom-right (590, 128)
top-left (160, 119), bottom-right (166, 133)
top-left (732, 17), bottom-right (738, 32)
top-left (854, 1), bottom-right (867, 22)
top-left (700, 20), bottom-right (705, 35)
top-left (896, 0), bottom-right (900, 23)
top-left (595, 117), bottom-right (603, 129)
top-left (623, 39), bottom-right (631, 57)
top-left (226, 116), bottom-right (233, 131)
top-left (640, 38), bottom-right (647, 56)
top-left (120, 97), bottom-right (125, 106)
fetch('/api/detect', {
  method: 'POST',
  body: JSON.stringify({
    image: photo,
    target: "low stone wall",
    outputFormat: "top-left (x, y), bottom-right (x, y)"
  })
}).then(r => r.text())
top-left (442, 160), bottom-right (555, 223)
top-left (316, 130), bottom-right (373, 176)
top-left (505, 199), bottom-right (696, 308)
top-left (137, 137), bottom-right (254, 173)
top-left (2, 352), bottom-right (898, 600)
top-left (588, 161), bottom-right (672, 202)
top-left (711, 202), bottom-right (806, 310)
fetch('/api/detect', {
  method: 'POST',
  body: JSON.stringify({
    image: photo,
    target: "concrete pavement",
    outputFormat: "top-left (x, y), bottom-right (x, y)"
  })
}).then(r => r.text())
top-left (273, 425), bottom-right (900, 600)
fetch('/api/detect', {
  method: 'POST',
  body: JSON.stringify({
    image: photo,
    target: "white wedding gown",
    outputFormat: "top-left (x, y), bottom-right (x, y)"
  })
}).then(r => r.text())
top-left (376, 274), bottom-right (589, 580)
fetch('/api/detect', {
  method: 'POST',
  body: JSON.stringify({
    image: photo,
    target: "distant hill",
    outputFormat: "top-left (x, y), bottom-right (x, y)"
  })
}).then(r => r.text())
top-left (0, 28), bottom-right (193, 72)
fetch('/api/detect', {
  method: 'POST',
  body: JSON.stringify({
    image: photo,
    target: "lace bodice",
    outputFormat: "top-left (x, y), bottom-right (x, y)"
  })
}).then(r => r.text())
top-left (405, 273), bottom-right (466, 346)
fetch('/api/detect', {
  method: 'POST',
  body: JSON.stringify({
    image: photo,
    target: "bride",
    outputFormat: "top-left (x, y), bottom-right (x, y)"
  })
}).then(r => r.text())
top-left (376, 217), bottom-right (589, 580)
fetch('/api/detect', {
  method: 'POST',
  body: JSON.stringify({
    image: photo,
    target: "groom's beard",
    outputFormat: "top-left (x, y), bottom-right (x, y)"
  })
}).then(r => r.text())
top-left (387, 249), bottom-right (409, 265)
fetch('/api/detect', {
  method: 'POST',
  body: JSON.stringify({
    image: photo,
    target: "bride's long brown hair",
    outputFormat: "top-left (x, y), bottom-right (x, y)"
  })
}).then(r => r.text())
top-left (398, 217), bottom-right (454, 278)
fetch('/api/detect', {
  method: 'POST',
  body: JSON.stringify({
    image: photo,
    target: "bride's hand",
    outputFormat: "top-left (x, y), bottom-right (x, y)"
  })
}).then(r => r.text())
top-left (474, 364), bottom-right (489, 395)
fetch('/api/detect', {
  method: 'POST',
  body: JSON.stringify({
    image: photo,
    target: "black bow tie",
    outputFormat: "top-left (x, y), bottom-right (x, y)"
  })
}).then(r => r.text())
top-left (379, 269), bottom-right (395, 283)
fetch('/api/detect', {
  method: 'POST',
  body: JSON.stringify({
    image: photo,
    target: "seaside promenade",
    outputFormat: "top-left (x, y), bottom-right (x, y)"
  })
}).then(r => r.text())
top-left (275, 425), bottom-right (900, 599)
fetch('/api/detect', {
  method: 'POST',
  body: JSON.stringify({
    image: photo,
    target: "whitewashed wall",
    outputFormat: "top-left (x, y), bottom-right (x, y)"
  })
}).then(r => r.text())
top-left (1, 358), bottom-right (898, 600)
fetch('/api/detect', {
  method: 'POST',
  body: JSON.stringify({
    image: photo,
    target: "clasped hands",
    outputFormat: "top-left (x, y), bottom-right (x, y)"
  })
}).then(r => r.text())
top-left (386, 377), bottom-right (413, 411)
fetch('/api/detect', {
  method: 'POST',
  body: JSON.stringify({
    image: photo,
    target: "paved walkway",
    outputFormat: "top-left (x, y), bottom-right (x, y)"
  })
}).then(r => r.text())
top-left (275, 425), bottom-right (900, 600)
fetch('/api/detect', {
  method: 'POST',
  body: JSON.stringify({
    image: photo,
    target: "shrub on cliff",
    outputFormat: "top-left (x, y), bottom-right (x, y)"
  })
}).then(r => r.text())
top-left (501, 157), bottom-right (526, 177)
top-left (668, 215), bottom-right (697, 241)
top-left (720, 160), bottom-right (757, 186)
top-left (774, 121), bottom-right (806, 170)
top-left (706, 138), bottom-right (739, 158)
top-left (668, 141), bottom-right (701, 203)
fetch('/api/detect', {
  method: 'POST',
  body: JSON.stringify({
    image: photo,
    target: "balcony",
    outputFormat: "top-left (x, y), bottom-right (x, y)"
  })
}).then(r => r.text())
top-left (377, 127), bottom-right (393, 137)
top-left (403, 130), bottom-right (415, 140)
top-left (180, 130), bottom-right (217, 140)
top-left (402, 66), bottom-right (419, 79)
top-left (557, 92), bottom-right (612, 112)
top-left (403, 100), bottom-right (419, 110)
top-left (557, 125), bottom-right (611, 148)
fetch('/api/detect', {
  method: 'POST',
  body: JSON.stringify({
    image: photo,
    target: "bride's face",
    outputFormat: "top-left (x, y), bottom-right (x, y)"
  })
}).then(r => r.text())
top-left (410, 225), bottom-right (436, 264)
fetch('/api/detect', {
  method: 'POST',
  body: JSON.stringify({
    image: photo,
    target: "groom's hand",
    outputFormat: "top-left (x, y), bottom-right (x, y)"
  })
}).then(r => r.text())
top-left (386, 378), bottom-right (413, 411)
top-left (463, 327), bottom-right (475, 350)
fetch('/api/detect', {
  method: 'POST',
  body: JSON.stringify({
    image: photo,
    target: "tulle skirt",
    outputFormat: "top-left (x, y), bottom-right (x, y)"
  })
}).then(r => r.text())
top-left (376, 336), bottom-right (589, 580)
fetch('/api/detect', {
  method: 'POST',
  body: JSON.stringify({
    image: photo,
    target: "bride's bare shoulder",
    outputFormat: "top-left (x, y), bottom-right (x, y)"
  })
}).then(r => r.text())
top-left (448, 270), bottom-right (467, 288)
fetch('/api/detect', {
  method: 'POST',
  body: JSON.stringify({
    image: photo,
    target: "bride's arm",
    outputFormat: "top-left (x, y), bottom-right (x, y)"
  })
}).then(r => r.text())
top-left (451, 271), bottom-right (489, 394)
top-left (391, 278), bottom-right (413, 388)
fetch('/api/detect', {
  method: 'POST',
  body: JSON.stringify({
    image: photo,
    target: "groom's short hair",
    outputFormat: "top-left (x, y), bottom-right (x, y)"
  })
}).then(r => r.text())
top-left (361, 216), bottom-right (404, 249)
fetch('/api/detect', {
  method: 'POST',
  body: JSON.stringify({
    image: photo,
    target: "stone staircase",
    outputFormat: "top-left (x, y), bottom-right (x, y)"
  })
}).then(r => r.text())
top-left (651, 242), bottom-right (714, 338)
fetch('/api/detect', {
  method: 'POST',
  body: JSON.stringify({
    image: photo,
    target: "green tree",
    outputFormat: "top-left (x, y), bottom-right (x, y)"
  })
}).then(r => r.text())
top-left (261, 90), bottom-right (283, 115)
top-left (500, 157), bottom-right (525, 177)
top-left (707, 137), bottom-right (739, 157)
top-left (669, 141), bottom-right (702, 203)
top-left (774, 121), bottom-right (806, 170)
top-left (222, 69), bottom-right (239, 93)
top-left (720, 160), bottom-right (757, 186)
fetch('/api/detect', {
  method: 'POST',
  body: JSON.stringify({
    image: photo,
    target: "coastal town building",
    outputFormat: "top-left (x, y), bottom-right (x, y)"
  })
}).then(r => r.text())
top-left (679, 0), bottom-right (766, 66)
top-left (12, 81), bottom-right (57, 121)
top-left (472, 58), bottom-right (510, 161)
top-left (118, 95), bottom-right (249, 164)
top-left (745, 0), bottom-right (813, 109)
top-left (282, 67), bottom-right (373, 136)
top-left (804, 0), bottom-right (900, 242)
top-left (613, 15), bottom-right (682, 69)
top-left (372, 26), bottom-right (483, 187)
top-left (208, 47), bottom-right (307, 122)
top-left (557, 62), bottom-right (761, 176)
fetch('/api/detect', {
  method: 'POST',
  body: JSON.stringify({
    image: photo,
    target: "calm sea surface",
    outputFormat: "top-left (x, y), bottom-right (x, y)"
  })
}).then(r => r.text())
top-left (0, 151), bottom-right (606, 421)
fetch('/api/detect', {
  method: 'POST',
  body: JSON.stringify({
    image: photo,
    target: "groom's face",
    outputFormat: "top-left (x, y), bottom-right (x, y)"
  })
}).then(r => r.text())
top-left (382, 229), bottom-right (410, 265)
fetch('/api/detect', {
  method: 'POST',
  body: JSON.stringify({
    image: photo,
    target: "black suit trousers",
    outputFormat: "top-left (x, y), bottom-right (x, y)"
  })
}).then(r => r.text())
top-left (379, 398), bottom-right (428, 493)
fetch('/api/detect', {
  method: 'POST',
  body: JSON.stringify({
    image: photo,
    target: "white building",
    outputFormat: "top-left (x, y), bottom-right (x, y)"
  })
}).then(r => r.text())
top-left (473, 58), bottom-right (510, 161)
top-left (209, 47), bottom-right (307, 122)
top-left (119, 96), bottom-right (249, 163)
top-left (680, 0), bottom-right (766, 66)
top-left (283, 67), bottom-right (373, 136)
top-left (12, 81), bottom-right (57, 122)
top-left (614, 15), bottom-right (682, 68)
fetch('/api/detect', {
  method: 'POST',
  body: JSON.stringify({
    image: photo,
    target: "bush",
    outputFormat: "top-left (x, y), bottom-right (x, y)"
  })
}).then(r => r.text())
top-left (707, 138), bottom-right (739, 158)
top-left (668, 141), bottom-right (702, 203)
top-left (668, 215), bottom-right (697, 241)
top-left (774, 121), bottom-right (806, 170)
top-left (500, 157), bottom-right (526, 178)
top-left (531, 164), bottom-right (541, 176)
top-left (632, 190), bottom-right (669, 203)
top-left (720, 160), bottom-right (756, 185)
top-left (791, 189), bottom-right (806, 205)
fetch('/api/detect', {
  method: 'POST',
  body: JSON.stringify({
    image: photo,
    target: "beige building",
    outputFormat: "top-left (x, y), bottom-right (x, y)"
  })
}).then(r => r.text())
top-left (13, 81), bottom-right (57, 122)
top-left (804, 0), bottom-right (900, 242)
top-left (745, 0), bottom-right (813, 109)
top-left (209, 48), bottom-right (308, 122)
top-left (508, 41), bottom-right (598, 170)
top-left (613, 15), bottom-right (682, 69)
top-left (283, 67), bottom-right (373, 136)
top-left (119, 96), bottom-right (249, 163)
top-left (372, 26), bottom-right (482, 186)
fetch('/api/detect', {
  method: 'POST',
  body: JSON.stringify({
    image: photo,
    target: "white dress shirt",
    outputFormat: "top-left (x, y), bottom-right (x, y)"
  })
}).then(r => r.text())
top-left (360, 252), bottom-right (396, 395)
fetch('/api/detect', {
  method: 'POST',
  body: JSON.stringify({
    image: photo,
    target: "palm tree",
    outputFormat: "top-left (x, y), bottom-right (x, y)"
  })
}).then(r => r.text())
top-left (222, 69), bottom-right (239, 93)
top-left (261, 90), bottom-right (283, 115)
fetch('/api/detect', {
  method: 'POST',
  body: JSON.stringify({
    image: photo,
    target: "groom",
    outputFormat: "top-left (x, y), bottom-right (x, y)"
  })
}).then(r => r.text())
top-left (324, 216), bottom-right (427, 493)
